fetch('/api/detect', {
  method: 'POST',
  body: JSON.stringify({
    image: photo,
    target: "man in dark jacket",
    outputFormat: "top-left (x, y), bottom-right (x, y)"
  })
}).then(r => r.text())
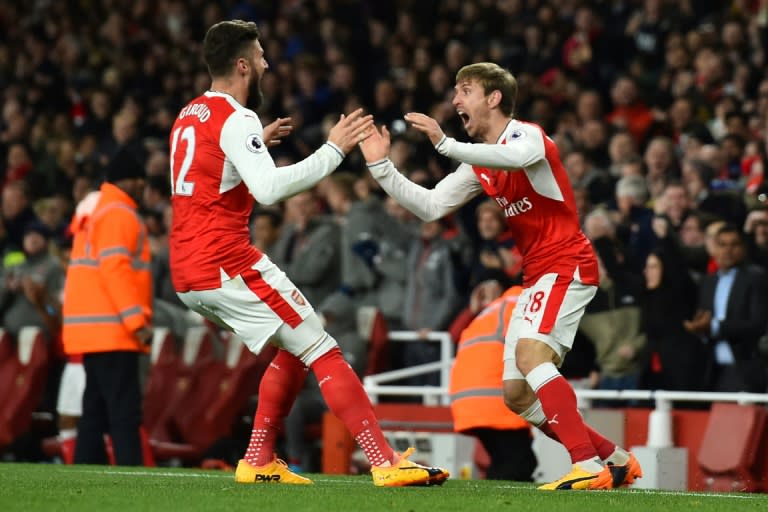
top-left (684, 224), bottom-right (768, 392)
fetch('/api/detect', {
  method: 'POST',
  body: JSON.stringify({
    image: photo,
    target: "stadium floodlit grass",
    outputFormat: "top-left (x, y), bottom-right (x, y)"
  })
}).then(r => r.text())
top-left (2, 464), bottom-right (768, 512)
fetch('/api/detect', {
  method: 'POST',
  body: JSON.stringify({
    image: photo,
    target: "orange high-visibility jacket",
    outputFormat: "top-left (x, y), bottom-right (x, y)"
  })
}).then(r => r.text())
top-left (62, 183), bottom-right (152, 354)
top-left (449, 286), bottom-right (529, 433)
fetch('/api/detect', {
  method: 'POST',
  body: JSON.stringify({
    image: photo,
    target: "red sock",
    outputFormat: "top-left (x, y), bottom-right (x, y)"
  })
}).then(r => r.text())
top-left (60, 437), bottom-right (76, 465)
top-left (246, 349), bottom-right (309, 466)
top-left (527, 363), bottom-right (597, 463)
top-left (585, 424), bottom-right (616, 460)
top-left (310, 347), bottom-right (394, 467)
top-left (539, 420), bottom-right (615, 460)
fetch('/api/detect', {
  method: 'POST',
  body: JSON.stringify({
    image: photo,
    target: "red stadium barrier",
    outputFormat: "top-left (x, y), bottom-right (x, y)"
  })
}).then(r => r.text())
top-left (697, 403), bottom-right (767, 492)
top-left (0, 327), bottom-right (50, 450)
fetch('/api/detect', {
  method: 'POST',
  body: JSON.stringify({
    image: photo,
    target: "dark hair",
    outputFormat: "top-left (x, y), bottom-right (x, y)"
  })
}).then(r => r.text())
top-left (203, 20), bottom-right (261, 78)
top-left (456, 62), bottom-right (517, 117)
top-left (716, 223), bottom-right (744, 243)
top-left (251, 207), bottom-right (283, 229)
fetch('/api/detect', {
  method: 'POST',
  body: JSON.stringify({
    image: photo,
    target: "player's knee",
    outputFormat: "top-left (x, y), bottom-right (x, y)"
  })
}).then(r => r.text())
top-left (514, 338), bottom-right (558, 375)
top-left (299, 331), bottom-right (338, 366)
top-left (503, 380), bottom-right (530, 413)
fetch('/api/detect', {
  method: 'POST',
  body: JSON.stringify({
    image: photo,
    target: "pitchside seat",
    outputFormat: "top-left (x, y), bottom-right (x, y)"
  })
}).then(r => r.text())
top-left (358, 306), bottom-right (390, 376)
top-left (0, 329), bottom-right (15, 400)
top-left (0, 327), bottom-right (50, 450)
top-left (148, 325), bottom-right (220, 457)
top-left (151, 333), bottom-right (271, 462)
top-left (142, 327), bottom-right (179, 435)
top-left (697, 402), bottom-right (767, 492)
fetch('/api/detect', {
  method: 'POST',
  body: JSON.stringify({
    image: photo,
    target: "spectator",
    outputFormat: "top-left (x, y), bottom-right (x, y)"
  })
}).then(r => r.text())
top-left (400, 218), bottom-right (462, 388)
top-left (685, 224), bottom-right (768, 392)
top-left (580, 209), bottom-right (646, 405)
top-left (1, 180), bottom-right (38, 252)
top-left (641, 215), bottom-right (710, 395)
top-left (612, 175), bottom-right (656, 272)
top-left (270, 190), bottom-right (341, 308)
top-left (744, 207), bottom-right (768, 270)
top-left (0, 220), bottom-right (65, 339)
top-left (249, 207), bottom-right (283, 253)
top-left (467, 199), bottom-right (522, 289)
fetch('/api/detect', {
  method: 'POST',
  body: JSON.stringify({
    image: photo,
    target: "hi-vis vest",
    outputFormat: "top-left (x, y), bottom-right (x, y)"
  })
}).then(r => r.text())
top-left (62, 183), bottom-right (152, 354)
top-left (449, 286), bottom-right (529, 433)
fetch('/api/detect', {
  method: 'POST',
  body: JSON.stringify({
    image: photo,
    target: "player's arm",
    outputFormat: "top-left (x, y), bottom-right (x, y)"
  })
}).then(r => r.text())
top-left (367, 160), bottom-right (481, 221)
top-left (361, 126), bottom-right (482, 222)
top-left (406, 112), bottom-right (545, 170)
top-left (220, 109), bottom-right (372, 205)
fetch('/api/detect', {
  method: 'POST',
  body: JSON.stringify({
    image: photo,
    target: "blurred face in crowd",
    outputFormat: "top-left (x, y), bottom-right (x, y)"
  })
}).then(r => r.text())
top-left (644, 139), bottom-right (672, 176)
top-left (477, 207), bottom-right (505, 241)
top-left (714, 230), bottom-right (745, 271)
top-left (2, 184), bottom-right (27, 219)
top-left (285, 191), bottom-right (317, 230)
top-left (661, 184), bottom-right (689, 220)
top-left (679, 215), bottom-right (705, 247)
top-left (250, 214), bottom-right (280, 251)
top-left (420, 219), bottom-right (443, 241)
top-left (23, 231), bottom-right (47, 256)
top-left (608, 132), bottom-right (636, 164)
top-left (644, 253), bottom-right (663, 290)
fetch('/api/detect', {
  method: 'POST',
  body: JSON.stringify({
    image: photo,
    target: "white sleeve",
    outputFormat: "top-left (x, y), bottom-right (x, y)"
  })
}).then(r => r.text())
top-left (366, 159), bottom-right (482, 222)
top-left (434, 122), bottom-right (545, 170)
top-left (219, 111), bottom-right (344, 205)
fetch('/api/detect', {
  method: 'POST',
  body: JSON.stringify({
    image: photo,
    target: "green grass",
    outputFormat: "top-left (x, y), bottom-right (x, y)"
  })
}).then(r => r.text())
top-left (1, 464), bottom-right (766, 512)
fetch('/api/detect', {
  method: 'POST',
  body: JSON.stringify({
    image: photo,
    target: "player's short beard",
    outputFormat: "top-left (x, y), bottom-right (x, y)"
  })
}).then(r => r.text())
top-left (247, 75), bottom-right (264, 110)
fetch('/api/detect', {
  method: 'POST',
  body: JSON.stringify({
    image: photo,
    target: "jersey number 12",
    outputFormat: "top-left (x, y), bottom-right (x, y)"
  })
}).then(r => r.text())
top-left (170, 126), bottom-right (196, 196)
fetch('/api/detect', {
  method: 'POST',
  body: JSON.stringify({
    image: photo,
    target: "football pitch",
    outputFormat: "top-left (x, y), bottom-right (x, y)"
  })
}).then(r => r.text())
top-left (1, 464), bottom-right (767, 512)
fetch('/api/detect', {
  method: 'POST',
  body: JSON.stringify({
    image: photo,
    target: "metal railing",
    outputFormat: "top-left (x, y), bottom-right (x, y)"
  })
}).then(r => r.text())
top-left (362, 330), bottom-right (768, 417)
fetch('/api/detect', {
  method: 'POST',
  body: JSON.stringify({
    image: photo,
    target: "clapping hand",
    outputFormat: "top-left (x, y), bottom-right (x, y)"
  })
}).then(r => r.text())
top-left (327, 108), bottom-right (374, 154)
top-left (683, 310), bottom-right (712, 335)
top-left (359, 124), bottom-right (391, 163)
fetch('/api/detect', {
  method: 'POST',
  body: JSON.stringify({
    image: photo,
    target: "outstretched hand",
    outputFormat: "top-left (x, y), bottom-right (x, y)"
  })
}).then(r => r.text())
top-left (359, 124), bottom-right (391, 163)
top-left (327, 108), bottom-right (374, 154)
top-left (263, 117), bottom-right (293, 147)
top-left (404, 112), bottom-right (445, 146)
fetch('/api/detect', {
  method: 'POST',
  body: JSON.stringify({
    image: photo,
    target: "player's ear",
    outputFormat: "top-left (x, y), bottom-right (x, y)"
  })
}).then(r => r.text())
top-left (236, 57), bottom-right (249, 76)
top-left (487, 90), bottom-right (502, 109)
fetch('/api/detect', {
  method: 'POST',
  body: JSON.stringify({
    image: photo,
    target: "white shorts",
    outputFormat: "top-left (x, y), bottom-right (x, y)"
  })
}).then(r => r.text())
top-left (176, 255), bottom-right (320, 358)
top-left (56, 362), bottom-right (86, 417)
top-left (502, 271), bottom-right (596, 380)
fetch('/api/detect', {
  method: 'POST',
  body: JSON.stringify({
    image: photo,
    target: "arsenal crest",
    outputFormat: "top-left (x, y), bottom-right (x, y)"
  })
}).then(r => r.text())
top-left (290, 289), bottom-right (306, 306)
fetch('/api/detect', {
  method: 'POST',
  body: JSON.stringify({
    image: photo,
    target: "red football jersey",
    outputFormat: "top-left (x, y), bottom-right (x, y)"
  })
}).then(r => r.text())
top-left (470, 121), bottom-right (598, 286)
top-left (169, 92), bottom-right (263, 292)
top-left (169, 91), bottom-right (344, 292)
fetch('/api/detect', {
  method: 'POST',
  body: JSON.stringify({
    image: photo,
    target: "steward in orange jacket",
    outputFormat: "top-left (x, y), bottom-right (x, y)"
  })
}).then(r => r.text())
top-left (62, 183), bottom-right (152, 354)
top-left (449, 285), bottom-right (537, 480)
top-left (62, 150), bottom-right (152, 466)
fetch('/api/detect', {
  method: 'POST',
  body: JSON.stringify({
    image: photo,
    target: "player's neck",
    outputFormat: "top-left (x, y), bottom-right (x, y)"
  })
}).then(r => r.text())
top-left (209, 79), bottom-right (247, 107)
top-left (482, 117), bottom-right (512, 144)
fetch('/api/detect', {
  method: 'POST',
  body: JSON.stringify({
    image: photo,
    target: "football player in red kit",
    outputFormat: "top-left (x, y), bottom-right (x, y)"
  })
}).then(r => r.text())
top-left (169, 19), bottom-right (448, 487)
top-left (360, 62), bottom-right (641, 490)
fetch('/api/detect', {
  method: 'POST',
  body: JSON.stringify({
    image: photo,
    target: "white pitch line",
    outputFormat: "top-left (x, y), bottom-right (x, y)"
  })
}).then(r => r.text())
top-left (57, 469), bottom-right (766, 498)
top-left (495, 483), bottom-right (762, 499)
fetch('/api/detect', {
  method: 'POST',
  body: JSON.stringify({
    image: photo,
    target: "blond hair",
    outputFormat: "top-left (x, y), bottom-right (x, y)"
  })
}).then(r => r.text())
top-left (456, 62), bottom-right (517, 116)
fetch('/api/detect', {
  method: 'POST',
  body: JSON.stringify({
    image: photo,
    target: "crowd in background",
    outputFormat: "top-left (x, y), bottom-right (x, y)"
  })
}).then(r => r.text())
top-left (2, 0), bottom-right (768, 464)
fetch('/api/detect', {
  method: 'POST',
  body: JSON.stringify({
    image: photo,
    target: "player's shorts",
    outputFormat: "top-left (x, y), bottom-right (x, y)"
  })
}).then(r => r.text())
top-left (502, 270), bottom-right (597, 381)
top-left (56, 361), bottom-right (86, 417)
top-left (176, 255), bottom-right (319, 358)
